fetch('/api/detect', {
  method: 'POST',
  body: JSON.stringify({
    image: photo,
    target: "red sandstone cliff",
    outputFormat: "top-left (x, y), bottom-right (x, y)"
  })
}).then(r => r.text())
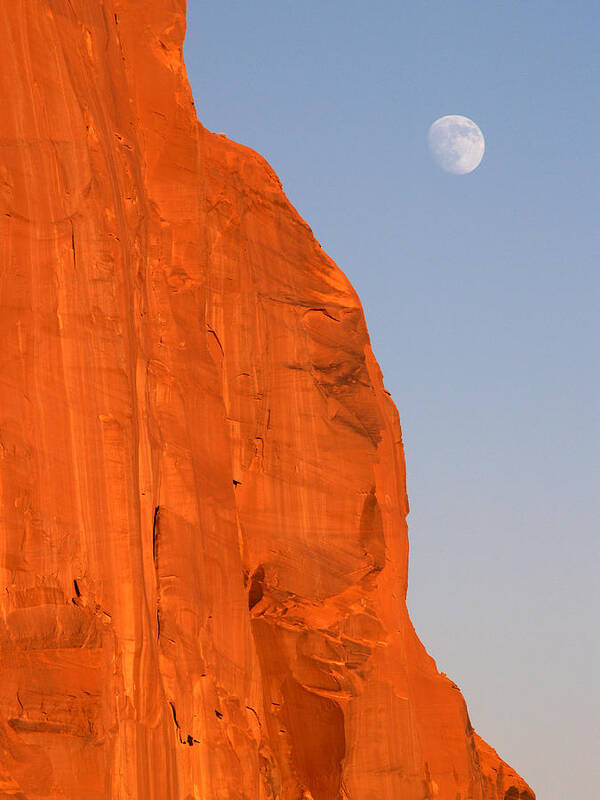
top-left (0, 2), bottom-right (534, 799)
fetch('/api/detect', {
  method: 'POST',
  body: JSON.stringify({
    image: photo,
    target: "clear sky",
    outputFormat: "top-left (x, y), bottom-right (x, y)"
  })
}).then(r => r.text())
top-left (184, 2), bottom-right (599, 797)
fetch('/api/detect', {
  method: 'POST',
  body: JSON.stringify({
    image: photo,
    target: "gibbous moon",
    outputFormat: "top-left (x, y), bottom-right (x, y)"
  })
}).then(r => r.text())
top-left (428, 115), bottom-right (485, 174)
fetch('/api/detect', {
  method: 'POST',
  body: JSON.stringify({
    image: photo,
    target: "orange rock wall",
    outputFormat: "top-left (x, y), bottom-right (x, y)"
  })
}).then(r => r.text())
top-left (0, 2), bottom-right (533, 799)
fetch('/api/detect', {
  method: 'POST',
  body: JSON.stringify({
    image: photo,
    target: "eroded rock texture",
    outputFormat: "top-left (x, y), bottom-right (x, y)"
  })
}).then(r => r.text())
top-left (0, 2), bottom-right (534, 799)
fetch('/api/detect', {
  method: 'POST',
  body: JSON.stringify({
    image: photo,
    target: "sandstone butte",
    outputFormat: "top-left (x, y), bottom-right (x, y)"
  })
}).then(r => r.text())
top-left (0, 2), bottom-right (535, 799)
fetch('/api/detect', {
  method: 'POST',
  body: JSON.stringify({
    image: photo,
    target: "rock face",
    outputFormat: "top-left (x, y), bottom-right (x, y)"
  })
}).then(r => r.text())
top-left (0, 2), bottom-right (534, 799)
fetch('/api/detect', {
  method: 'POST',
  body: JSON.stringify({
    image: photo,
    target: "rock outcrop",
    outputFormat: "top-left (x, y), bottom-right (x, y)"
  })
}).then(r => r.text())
top-left (0, 2), bottom-right (534, 799)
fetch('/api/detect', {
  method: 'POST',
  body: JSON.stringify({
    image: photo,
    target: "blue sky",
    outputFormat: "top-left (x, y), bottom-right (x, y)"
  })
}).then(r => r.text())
top-left (184, 3), bottom-right (599, 797)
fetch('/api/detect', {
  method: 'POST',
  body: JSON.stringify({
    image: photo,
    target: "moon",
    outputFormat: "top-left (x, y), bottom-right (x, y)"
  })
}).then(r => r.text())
top-left (428, 115), bottom-right (485, 174)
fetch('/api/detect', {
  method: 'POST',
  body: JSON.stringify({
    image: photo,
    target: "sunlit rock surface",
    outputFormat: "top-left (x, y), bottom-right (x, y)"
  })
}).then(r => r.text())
top-left (0, 2), bottom-right (534, 799)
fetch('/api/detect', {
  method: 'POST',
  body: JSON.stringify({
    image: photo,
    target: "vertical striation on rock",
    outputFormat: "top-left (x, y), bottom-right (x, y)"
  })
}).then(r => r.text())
top-left (0, 2), bottom-right (534, 799)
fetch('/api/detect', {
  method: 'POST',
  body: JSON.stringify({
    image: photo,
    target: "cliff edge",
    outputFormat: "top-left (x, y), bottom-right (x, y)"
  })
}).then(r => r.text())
top-left (0, 2), bottom-right (534, 799)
